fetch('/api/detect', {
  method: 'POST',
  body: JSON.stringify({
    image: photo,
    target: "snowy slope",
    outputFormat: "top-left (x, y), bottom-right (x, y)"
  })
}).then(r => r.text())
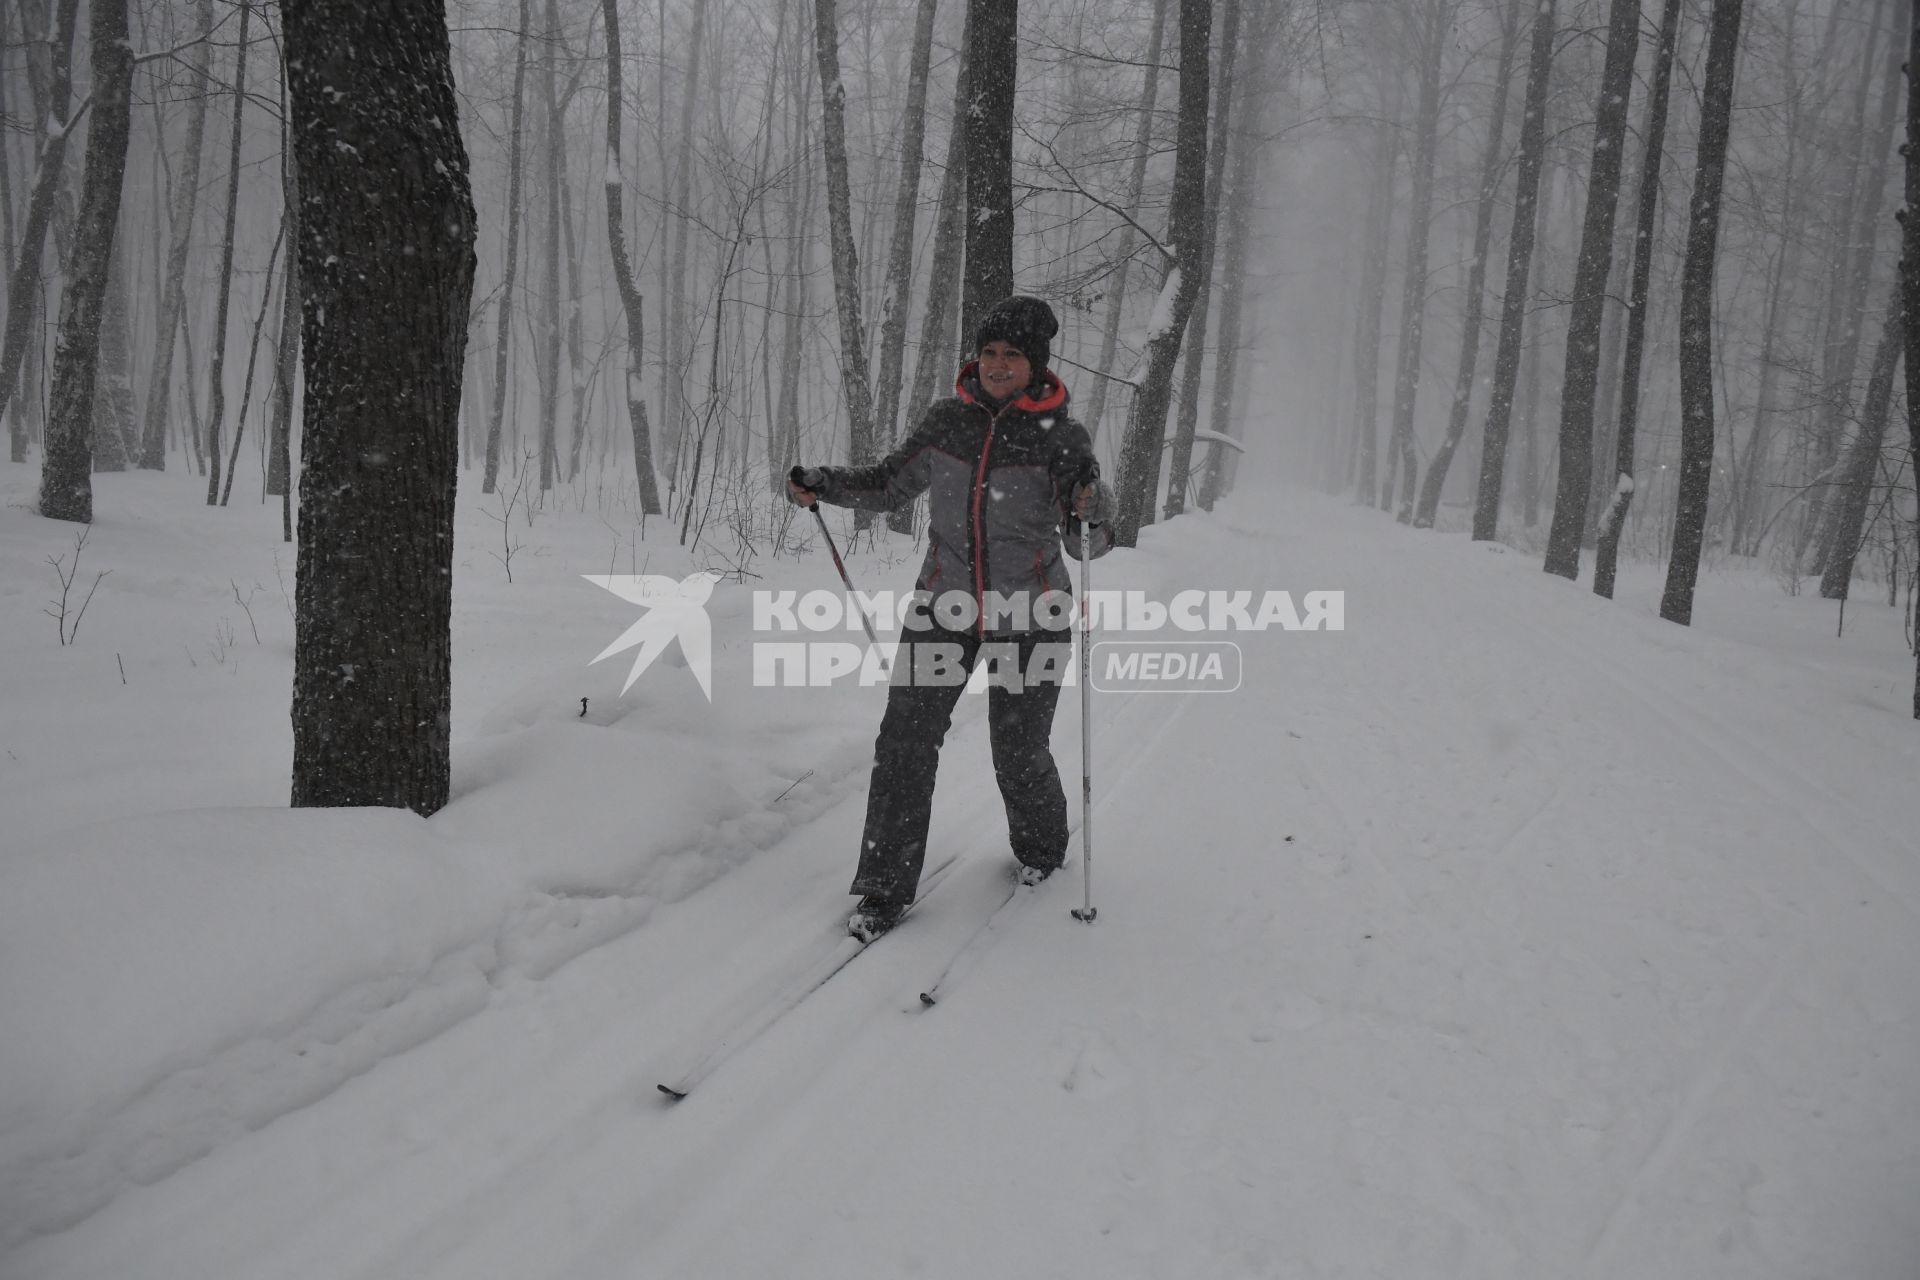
top-left (4, 462), bottom-right (1918, 1279)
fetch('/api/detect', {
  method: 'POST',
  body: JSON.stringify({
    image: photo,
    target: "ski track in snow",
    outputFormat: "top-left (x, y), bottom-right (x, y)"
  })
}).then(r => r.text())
top-left (10, 485), bottom-right (1920, 1279)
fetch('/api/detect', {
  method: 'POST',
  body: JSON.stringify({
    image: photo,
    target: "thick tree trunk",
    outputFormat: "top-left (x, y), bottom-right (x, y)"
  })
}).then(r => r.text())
top-left (1382, 0), bottom-right (1448, 523)
top-left (962, 0), bottom-right (1017, 345)
top-left (1082, 0), bottom-right (1170, 443)
top-left (1659, 0), bottom-right (1744, 626)
top-left (286, 0), bottom-right (478, 815)
top-left (138, 0), bottom-right (213, 470)
top-left (1112, 0), bottom-right (1212, 545)
top-left (1593, 0), bottom-right (1682, 598)
top-left (812, 0), bottom-right (877, 483)
top-left (1541, 0), bottom-right (1640, 577)
top-left (204, 0), bottom-right (253, 506)
top-left (602, 0), bottom-right (663, 513)
top-left (1414, 0), bottom-right (1521, 528)
top-left (38, 0), bottom-right (132, 523)
top-left (1164, 0), bottom-right (1243, 520)
top-left (0, 0), bottom-right (79, 463)
top-left (1471, 0), bottom-right (1555, 541)
top-left (482, 0), bottom-right (533, 495)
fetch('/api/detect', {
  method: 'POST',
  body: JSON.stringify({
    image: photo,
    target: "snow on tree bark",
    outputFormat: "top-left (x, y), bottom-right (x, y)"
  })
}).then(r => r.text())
top-left (38, 0), bottom-right (132, 523)
top-left (1904, 0), bottom-right (1920, 718)
top-left (286, 0), bottom-right (478, 815)
top-left (872, 0), bottom-right (939, 455)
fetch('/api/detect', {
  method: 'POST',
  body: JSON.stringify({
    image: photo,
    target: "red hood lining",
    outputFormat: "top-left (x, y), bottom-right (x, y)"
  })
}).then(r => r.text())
top-left (954, 362), bottom-right (1068, 414)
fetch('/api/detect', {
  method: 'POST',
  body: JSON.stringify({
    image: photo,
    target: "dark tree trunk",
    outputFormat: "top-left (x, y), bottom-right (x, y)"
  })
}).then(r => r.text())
top-left (38, 0), bottom-right (132, 523)
top-left (1541, 0), bottom-right (1640, 577)
top-left (1414, 0), bottom-right (1521, 528)
top-left (602, 0), bottom-right (663, 513)
top-left (1164, 0), bottom-right (1243, 520)
top-left (1594, 0), bottom-right (1682, 598)
top-left (0, 0), bottom-right (79, 464)
top-left (205, 0), bottom-right (253, 506)
top-left (482, 0), bottom-right (532, 495)
top-left (1471, 0), bottom-right (1555, 541)
top-left (139, 0), bottom-right (213, 470)
top-left (962, 0), bottom-right (1017, 345)
top-left (90, 235), bottom-right (138, 471)
top-left (1112, 0), bottom-right (1212, 544)
top-left (537, 0), bottom-right (563, 491)
top-left (1659, 0), bottom-right (1744, 626)
top-left (287, 0), bottom-right (478, 815)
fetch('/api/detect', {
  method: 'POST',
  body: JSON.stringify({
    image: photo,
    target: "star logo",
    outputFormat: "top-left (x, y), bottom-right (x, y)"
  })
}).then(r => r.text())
top-left (584, 572), bottom-right (721, 700)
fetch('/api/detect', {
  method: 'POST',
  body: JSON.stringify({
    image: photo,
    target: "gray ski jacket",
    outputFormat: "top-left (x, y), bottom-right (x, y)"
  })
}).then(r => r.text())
top-left (809, 366), bottom-right (1114, 636)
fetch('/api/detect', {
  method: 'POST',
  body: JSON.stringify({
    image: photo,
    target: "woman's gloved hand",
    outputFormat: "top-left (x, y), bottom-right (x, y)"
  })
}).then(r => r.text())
top-left (787, 465), bottom-right (825, 508)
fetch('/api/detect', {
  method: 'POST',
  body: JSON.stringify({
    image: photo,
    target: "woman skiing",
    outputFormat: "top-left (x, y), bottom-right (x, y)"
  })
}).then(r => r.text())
top-left (788, 295), bottom-right (1113, 940)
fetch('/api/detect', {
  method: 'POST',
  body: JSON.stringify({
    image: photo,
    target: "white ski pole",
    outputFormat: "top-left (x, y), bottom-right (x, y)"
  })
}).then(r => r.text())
top-left (1072, 485), bottom-right (1098, 924)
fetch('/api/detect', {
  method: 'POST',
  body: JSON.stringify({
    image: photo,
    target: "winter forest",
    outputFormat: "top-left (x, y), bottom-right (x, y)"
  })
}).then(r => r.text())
top-left (5, 0), bottom-right (1919, 766)
top-left (5, 0), bottom-right (1920, 1274)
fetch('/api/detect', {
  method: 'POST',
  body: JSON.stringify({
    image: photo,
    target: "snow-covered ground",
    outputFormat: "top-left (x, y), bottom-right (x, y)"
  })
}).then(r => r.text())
top-left (3, 458), bottom-right (1917, 1279)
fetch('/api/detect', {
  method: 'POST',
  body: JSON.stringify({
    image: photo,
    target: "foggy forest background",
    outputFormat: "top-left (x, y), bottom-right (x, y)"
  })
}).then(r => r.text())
top-left (2, 0), bottom-right (1916, 747)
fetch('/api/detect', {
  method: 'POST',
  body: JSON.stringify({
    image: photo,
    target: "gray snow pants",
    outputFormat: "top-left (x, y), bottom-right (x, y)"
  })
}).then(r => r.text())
top-left (850, 627), bottom-right (1070, 901)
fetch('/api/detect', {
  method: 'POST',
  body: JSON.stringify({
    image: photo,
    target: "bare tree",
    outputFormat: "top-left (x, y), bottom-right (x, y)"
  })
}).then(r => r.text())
top-left (1541, 0), bottom-right (1642, 576)
top-left (1660, 0), bottom-right (1746, 626)
top-left (1815, 298), bottom-right (1902, 600)
top-left (0, 0), bottom-right (79, 463)
top-left (1471, 0), bottom-right (1555, 541)
top-left (1902, 1), bottom-right (1920, 718)
top-left (204, 0), bottom-right (253, 505)
top-left (812, 0), bottom-right (877, 484)
top-left (138, 0), bottom-right (214, 471)
top-left (602, 0), bottom-right (663, 513)
top-left (1414, 0), bottom-right (1522, 528)
top-left (871, 0), bottom-right (940, 453)
top-left (1164, 0), bottom-right (1244, 520)
top-left (287, 0), bottom-right (477, 814)
top-left (482, 0), bottom-right (533, 495)
top-left (1593, 0), bottom-right (1683, 598)
top-left (38, 0), bottom-right (133, 523)
top-left (1112, 0), bottom-right (1212, 544)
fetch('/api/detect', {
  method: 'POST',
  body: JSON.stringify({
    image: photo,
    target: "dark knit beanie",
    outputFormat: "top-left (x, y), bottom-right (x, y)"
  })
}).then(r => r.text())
top-left (975, 295), bottom-right (1058, 381)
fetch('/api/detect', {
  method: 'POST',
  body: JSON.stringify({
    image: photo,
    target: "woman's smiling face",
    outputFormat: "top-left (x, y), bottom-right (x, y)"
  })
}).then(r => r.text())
top-left (978, 340), bottom-right (1033, 400)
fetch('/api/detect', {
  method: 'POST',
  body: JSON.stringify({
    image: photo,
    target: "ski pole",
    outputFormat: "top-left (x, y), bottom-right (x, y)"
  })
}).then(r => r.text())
top-left (793, 468), bottom-right (884, 656)
top-left (1072, 465), bottom-right (1098, 924)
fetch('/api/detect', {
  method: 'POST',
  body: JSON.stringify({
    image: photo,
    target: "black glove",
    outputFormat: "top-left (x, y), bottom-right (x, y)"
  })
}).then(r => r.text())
top-left (1068, 458), bottom-right (1107, 525)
